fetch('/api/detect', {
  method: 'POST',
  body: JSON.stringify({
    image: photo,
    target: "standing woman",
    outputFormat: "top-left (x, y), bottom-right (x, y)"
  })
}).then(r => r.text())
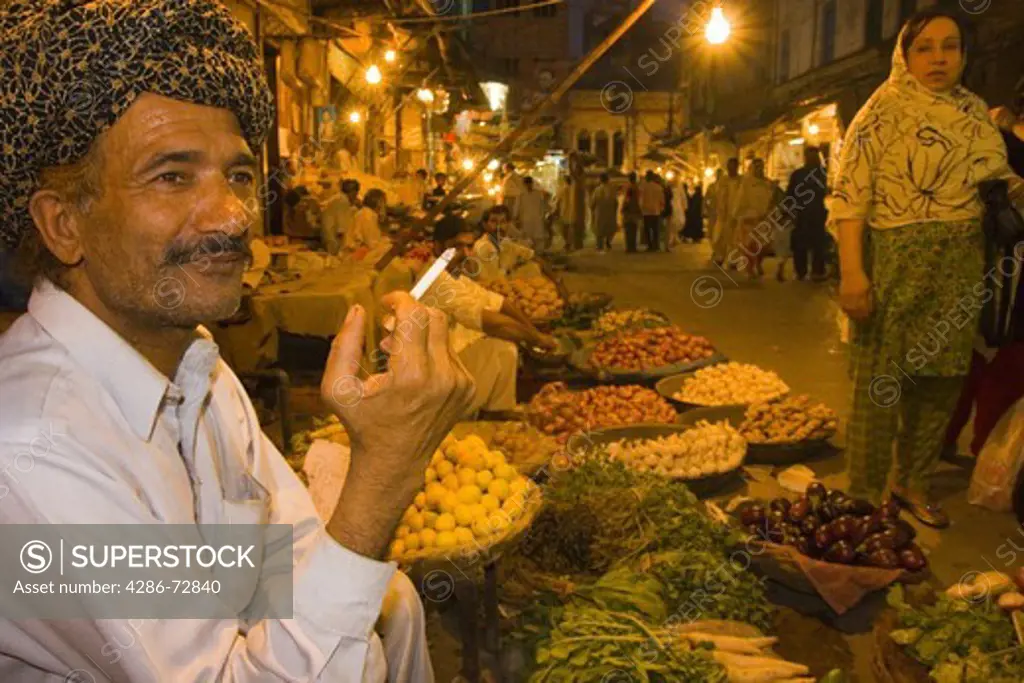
top-left (834, 11), bottom-right (1022, 525)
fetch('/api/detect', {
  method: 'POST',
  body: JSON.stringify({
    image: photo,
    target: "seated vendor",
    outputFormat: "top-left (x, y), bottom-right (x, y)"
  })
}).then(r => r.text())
top-left (471, 206), bottom-right (566, 289)
top-left (345, 188), bottom-right (389, 259)
top-left (420, 216), bottom-right (558, 417)
top-left (321, 179), bottom-right (359, 255)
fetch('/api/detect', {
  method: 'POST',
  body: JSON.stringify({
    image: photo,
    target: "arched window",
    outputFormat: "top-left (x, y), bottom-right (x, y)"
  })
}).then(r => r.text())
top-left (612, 131), bottom-right (625, 168)
top-left (594, 131), bottom-right (610, 166)
top-left (576, 129), bottom-right (591, 154)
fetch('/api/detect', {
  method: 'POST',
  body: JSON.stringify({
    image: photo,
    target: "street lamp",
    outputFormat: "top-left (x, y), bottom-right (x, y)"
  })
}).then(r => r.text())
top-left (365, 64), bottom-right (382, 85)
top-left (705, 7), bottom-right (730, 45)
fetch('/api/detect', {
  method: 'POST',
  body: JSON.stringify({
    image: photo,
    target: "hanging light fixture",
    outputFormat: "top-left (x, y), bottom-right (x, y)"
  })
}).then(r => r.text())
top-left (365, 64), bottom-right (383, 85)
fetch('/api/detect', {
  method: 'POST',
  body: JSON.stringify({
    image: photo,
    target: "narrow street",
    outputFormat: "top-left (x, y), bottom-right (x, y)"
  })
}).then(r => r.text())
top-left (429, 241), bottom-right (1024, 683)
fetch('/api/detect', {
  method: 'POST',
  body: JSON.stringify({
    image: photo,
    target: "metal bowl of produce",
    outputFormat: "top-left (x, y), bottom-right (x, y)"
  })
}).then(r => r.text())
top-left (524, 335), bottom-right (575, 368)
top-left (672, 404), bottom-right (836, 465)
top-left (655, 372), bottom-right (749, 412)
top-left (584, 424), bottom-right (746, 499)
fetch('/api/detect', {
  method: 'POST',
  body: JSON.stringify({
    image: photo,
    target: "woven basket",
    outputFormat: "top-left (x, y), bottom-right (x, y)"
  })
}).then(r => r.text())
top-left (396, 489), bottom-right (544, 571)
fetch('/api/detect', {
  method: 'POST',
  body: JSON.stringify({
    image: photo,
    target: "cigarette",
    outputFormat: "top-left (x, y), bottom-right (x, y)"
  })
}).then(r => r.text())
top-left (382, 247), bottom-right (457, 333)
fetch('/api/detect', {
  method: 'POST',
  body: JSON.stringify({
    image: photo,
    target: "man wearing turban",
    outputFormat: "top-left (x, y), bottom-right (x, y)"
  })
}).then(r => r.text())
top-left (0, 1), bottom-right (473, 681)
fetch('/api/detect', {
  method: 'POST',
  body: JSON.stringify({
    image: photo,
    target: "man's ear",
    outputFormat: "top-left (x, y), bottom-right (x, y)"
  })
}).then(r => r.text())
top-left (27, 190), bottom-right (86, 268)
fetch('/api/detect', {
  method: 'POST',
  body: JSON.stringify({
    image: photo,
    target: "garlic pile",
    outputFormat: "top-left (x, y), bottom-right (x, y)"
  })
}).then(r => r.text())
top-left (673, 363), bottom-right (789, 406)
top-left (605, 421), bottom-right (746, 479)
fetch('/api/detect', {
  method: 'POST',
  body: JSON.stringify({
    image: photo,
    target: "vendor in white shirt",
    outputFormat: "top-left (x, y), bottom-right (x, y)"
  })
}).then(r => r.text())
top-left (0, 2), bottom-right (476, 681)
top-left (470, 205), bottom-right (563, 287)
top-left (346, 188), bottom-right (391, 261)
top-left (321, 178), bottom-right (360, 255)
top-left (419, 216), bottom-right (558, 417)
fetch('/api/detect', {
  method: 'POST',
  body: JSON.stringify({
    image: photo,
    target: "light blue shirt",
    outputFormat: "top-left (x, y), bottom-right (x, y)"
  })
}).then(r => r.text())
top-left (0, 281), bottom-right (395, 681)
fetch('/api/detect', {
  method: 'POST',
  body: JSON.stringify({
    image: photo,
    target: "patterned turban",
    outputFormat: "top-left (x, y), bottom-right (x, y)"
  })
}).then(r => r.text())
top-left (0, 0), bottom-right (275, 250)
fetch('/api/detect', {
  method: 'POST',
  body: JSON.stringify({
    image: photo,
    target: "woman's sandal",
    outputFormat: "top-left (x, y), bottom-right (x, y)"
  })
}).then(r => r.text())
top-left (890, 491), bottom-right (950, 529)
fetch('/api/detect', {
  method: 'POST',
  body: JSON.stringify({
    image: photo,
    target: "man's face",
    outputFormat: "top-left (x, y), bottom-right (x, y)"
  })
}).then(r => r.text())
top-left (442, 233), bottom-right (477, 273)
top-left (485, 212), bottom-right (507, 235)
top-left (69, 93), bottom-right (257, 328)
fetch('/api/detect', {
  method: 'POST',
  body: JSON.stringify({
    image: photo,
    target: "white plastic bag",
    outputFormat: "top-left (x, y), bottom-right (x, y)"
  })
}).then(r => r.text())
top-left (968, 397), bottom-right (1024, 511)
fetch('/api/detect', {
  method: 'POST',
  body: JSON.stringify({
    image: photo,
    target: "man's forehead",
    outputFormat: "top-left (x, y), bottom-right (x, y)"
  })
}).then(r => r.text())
top-left (110, 94), bottom-right (251, 159)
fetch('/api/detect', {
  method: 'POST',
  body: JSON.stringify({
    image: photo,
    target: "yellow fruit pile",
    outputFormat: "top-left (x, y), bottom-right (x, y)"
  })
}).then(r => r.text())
top-left (389, 434), bottom-right (537, 561)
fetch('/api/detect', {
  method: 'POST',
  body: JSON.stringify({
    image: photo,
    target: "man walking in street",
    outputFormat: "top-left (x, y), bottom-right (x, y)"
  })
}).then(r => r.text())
top-left (786, 146), bottom-right (829, 281)
top-left (711, 158), bottom-right (742, 267)
top-left (590, 172), bottom-right (619, 253)
top-left (621, 172), bottom-right (643, 253)
top-left (639, 170), bottom-right (666, 252)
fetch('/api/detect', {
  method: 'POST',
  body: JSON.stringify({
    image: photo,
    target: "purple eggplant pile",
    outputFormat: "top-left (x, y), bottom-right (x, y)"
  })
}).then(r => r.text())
top-left (737, 483), bottom-right (928, 572)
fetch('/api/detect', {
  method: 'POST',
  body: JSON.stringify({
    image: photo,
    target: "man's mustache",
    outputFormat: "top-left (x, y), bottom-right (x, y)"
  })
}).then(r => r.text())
top-left (163, 234), bottom-right (252, 266)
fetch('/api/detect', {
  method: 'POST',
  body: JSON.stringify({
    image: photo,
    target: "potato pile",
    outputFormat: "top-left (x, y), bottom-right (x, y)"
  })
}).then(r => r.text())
top-left (527, 382), bottom-right (678, 443)
top-left (589, 326), bottom-right (716, 372)
top-left (490, 422), bottom-right (558, 474)
top-left (739, 395), bottom-right (838, 444)
top-left (593, 308), bottom-right (667, 335)
top-left (488, 276), bottom-right (565, 320)
top-left (605, 421), bottom-right (746, 479)
top-left (673, 362), bottom-right (790, 406)
top-left (389, 434), bottom-right (537, 561)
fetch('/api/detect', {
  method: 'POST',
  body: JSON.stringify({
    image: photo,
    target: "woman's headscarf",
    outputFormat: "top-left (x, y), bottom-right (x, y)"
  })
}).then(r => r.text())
top-left (830, 20), bottom-right (1013, 229)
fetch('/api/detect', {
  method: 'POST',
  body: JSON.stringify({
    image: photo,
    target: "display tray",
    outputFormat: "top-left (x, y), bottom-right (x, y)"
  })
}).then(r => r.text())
top-left (673, 405), bottom-right (837, 465)
top-left (582, 424), bottom-right (746, 499)
top-left (655, 372), bottom-right (751, 412)
top-left (395, 488), bottom-right (544, 571)
top-left (570, 347), bottom-right (727, 384)
top-left (745, 539), bottom-right (929, 590)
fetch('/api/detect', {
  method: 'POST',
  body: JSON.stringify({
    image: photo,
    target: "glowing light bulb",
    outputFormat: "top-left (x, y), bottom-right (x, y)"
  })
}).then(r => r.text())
top-left (487, 159), bottom-right (500, 171)
top-left (384, 50), bottom-right (397, 63)
top-left (348, 111), bottom-right (362, 124)
top-left (462, 159), bottom-right (475, 171)
top-left (417, 88), bottom-right (435, 103)
top-left (365, 65), bottom-right (382, 85)
top-left (706, 8), bottom-right (730, 45)
top-left (704, 167), bottom-right (715, 178)
top-left (808, 123), bottom-right (820, 135)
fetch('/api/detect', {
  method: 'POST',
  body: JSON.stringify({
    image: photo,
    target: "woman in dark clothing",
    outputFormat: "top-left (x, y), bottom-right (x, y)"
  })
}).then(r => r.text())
top-left (683, 184), bottom-right (705, 242)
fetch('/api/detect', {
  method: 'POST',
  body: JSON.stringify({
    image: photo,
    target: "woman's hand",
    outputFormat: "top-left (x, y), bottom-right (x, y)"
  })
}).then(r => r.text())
top-left (840, 269), bottom-right (873, 321)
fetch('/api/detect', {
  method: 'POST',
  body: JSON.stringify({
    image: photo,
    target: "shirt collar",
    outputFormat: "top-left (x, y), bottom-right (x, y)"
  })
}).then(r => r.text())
top-left (28, 280), bottom-right (179, 441)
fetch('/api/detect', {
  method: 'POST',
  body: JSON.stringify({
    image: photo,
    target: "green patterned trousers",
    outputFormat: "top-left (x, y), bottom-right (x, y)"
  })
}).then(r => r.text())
top-left (845, 221), bottom-right (984, 503)
top-left (846, 359), bottom-right (964, 504)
